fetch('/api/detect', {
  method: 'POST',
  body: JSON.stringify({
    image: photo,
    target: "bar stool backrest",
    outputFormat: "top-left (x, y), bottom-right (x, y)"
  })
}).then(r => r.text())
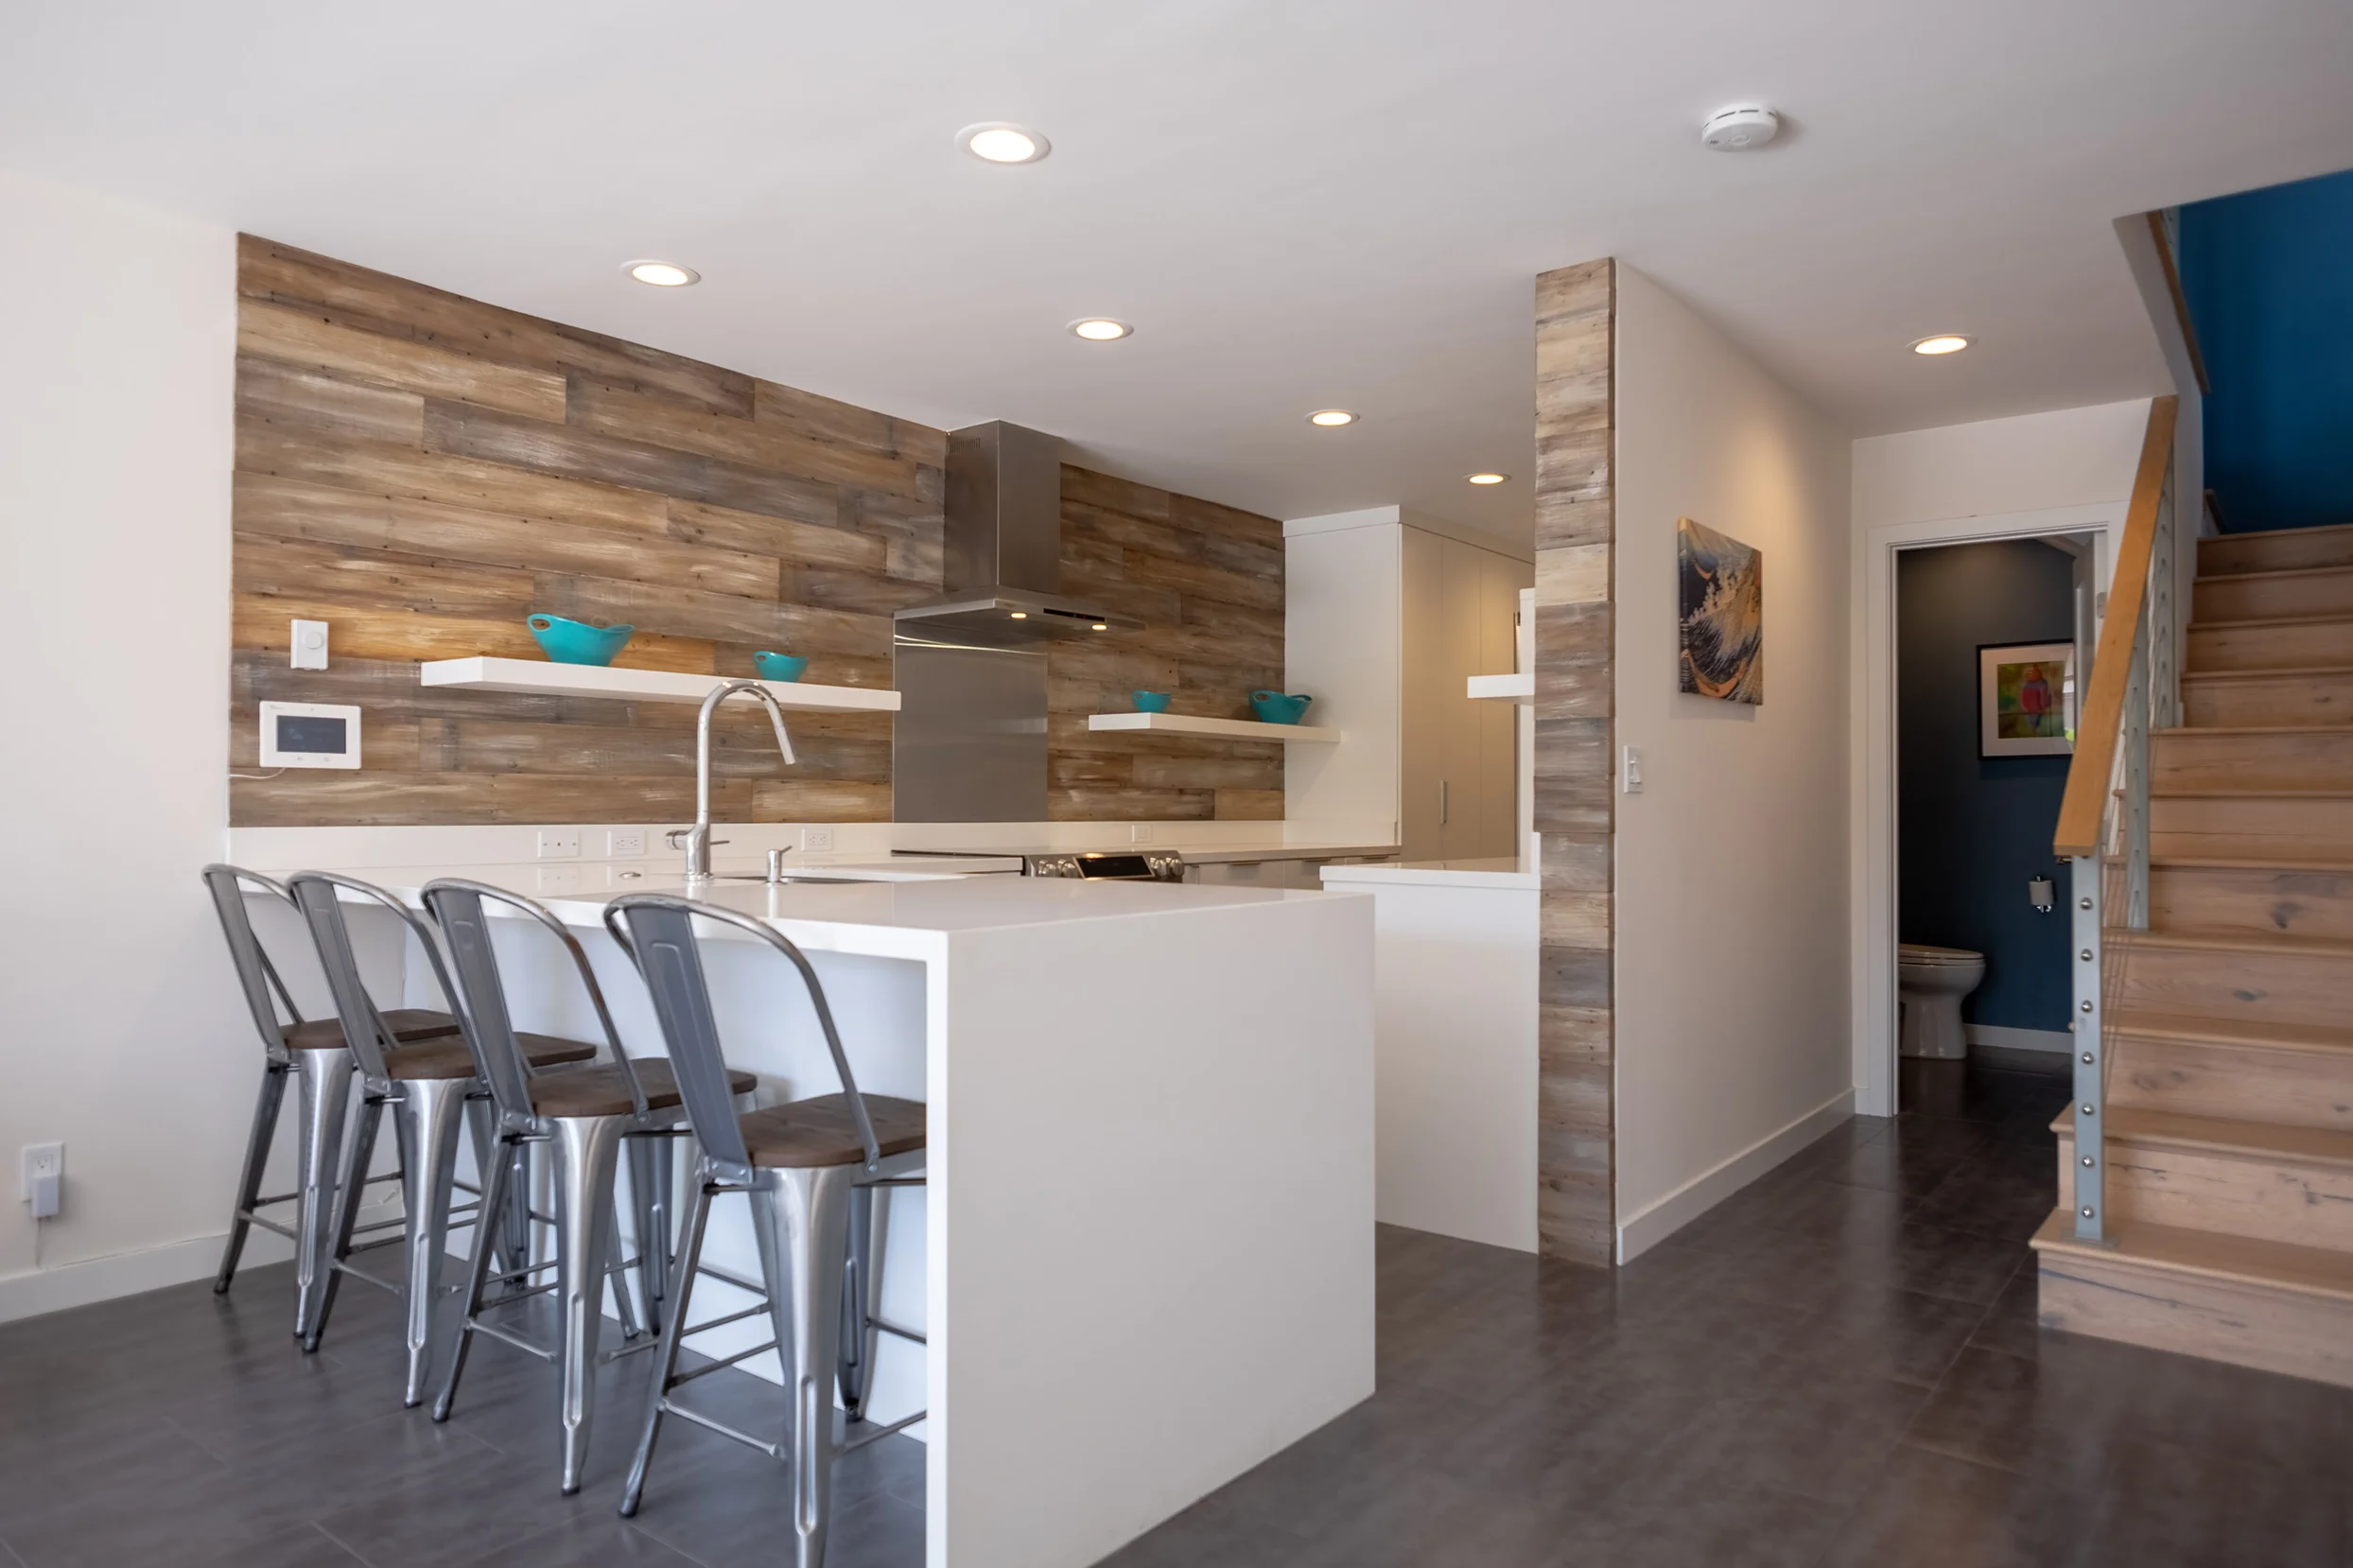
top-left (287, 871), bottom-right (464, 1087)
top-left (422, 878), bottom-right (645, 1129)
top-left (606, 895), bottom-right (882, 1181)
top-left (201, 863), bottom-right (306, 1055)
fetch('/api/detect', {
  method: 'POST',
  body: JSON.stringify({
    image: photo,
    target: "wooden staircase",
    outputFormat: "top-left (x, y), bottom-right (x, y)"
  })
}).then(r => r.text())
top-left (2034, 518), bottom-right (2353, 1388)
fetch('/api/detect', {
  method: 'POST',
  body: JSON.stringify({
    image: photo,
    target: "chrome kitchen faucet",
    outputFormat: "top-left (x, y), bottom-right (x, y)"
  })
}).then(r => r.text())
top-left (671, 679), bottom-right (796, 882)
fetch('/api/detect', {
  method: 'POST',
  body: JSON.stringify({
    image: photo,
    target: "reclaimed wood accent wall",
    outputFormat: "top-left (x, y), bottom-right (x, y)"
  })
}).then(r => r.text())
top-left (1533, 258), bottom-right (1618, 1266)
top-left (229, 236), bottom-right (1282, 826)
top-left (1047, 467), bottom-right (1285, 820)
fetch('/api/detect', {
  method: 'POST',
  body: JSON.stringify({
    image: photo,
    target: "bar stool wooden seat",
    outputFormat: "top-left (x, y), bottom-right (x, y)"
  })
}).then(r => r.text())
top-left (605, 894), bottom-right (927, 1568)
top-left (288, 871), bottom-right (598, 1404)
top-left (423, 878), bottom-right (757, 1493)
top-left (202, 864), bottom-right (462, 1332)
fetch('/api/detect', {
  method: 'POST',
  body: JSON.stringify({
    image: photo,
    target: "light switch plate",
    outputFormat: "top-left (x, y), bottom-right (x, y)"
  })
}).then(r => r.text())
top-left (537, 828), bottom-right (581, 859)
top-left (1622, 745), bottom-right (1646, 794)
top-left (289, 618), bottom-right (329, 671)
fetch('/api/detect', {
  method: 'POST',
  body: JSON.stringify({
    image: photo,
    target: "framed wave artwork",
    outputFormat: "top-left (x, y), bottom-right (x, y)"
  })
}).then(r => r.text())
top-left (1978, 640), bottom-right (2075, 758)
top-left (1677, 517), bottom-right (1763, 705)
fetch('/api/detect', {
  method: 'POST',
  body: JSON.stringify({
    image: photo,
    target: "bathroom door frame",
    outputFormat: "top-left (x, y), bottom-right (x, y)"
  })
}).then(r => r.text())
top-left (1850, 502), bottom-right (2123, 1118)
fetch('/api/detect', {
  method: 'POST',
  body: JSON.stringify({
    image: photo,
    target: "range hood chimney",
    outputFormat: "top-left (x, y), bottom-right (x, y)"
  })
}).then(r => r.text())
top-left (893, 421), bottom-right (1142, 642)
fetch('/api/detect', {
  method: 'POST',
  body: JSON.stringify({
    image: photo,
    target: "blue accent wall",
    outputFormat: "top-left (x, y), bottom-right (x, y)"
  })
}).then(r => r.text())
top-left (1898, 540), bottom-right (2074, 1032)
top-left (2179, 166), bottom-right (2353, 533)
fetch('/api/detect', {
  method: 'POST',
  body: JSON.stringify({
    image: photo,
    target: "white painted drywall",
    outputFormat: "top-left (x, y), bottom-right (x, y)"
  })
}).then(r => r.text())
top-left (1851, 398), bottom-right (2154, 528)
top-left (1611, 265), bottom-right (1857, 1258)
top-left (0, 168), bottom-right (240, 1315)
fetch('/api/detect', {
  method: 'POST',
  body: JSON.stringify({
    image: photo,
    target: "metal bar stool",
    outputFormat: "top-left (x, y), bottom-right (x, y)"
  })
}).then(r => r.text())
top-left (288, 871), bottom-right (600, 1403)
top-left (202, 863), bottom-right (462, 1334)
top-left (605, 895), bottom-right (927, 1568)
top-left (423, 878), bottom-right (758, 1493)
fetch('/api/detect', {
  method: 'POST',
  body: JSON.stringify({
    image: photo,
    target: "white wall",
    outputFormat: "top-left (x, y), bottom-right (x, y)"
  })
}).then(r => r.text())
top-left (1611, 265), bottom-right (1856, 1259)
top-left (0, 168), bottom-right (241, 1316)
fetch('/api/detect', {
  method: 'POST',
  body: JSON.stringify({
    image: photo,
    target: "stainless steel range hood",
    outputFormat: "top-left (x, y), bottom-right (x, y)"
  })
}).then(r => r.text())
top-left (892, 422), bottom-right (1142, 643)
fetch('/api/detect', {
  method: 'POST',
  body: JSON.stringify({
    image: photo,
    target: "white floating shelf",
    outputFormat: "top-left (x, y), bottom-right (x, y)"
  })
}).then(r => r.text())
top-left (1467, 673), bottom-right (1533, 705)
top-left (1087, 712), bottom-right (1341, 743)
top-left (420, 657), bottom-right (900, 712)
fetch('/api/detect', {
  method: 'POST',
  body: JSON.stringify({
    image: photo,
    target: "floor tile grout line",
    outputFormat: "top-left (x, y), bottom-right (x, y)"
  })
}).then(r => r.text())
top-left (308, 1518), bottom-right (381, 1568)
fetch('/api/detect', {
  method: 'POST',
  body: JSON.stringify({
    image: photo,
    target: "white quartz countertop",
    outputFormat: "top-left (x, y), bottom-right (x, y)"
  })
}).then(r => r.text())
top-left (1318, 857), bottom-right (1537, 890)
top-left (319, 860), bottom-right (1354, 960)
top-left (1176, 842), bottom-right (1398, 864)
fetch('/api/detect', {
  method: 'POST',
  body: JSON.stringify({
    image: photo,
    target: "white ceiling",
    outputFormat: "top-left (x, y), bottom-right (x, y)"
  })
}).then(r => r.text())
top-left (7, 0), bottom-right (2351, 546)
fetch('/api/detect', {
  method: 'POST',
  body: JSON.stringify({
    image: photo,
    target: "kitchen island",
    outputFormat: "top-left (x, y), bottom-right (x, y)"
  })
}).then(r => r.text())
top-left (277, 865), bottom-right (1376, 1568)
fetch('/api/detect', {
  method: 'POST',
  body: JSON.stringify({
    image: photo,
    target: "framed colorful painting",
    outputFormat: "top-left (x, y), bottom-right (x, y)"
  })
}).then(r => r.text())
top-left (1677, 517), bottom-right (1763, 705)
top-left (1978, 640), bottom-right (2074, 757)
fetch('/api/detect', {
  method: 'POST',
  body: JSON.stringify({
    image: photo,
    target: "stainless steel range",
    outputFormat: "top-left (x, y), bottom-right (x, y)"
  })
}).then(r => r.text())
top-left (898, 848), bottom-right (1187, 881)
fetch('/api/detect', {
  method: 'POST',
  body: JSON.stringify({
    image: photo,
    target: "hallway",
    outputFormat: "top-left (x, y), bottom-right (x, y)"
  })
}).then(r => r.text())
top-left (1107, 1060), bottom-right (2352, 1567)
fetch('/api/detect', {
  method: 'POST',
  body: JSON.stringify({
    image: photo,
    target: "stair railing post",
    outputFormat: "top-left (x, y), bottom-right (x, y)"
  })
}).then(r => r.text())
top-left (2070, 853), bottom-right (2107, 1245)
top-left (2124, 618), bottom-right (2151, 932)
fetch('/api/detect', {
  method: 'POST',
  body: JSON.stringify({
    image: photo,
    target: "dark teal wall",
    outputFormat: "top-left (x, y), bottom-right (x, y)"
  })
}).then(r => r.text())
top-left (2179, 166), bottom-right (2353, 533)
top-left (1898, 540), bottom-right (2074, 1032)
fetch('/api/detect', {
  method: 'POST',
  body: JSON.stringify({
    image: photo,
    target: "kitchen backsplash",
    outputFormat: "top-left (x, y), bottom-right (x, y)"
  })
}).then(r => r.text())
top-left (228, 236), bottom-right (1282, 826)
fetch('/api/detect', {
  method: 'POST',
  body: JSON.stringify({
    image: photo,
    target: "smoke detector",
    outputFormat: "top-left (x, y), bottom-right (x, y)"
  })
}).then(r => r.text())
top-left (1700, 105), bottom-right (1781, 151)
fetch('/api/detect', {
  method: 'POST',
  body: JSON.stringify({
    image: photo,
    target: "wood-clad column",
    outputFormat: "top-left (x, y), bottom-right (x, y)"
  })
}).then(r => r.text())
top-left (1532, 259), bottom-right (1616, 1265)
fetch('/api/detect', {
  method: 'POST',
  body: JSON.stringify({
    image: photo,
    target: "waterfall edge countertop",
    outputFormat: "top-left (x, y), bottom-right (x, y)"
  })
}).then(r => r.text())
top-left (1320, 855), bottom-right (1537, 889)
top-left (270, 860), bottom-right (1377, 1568)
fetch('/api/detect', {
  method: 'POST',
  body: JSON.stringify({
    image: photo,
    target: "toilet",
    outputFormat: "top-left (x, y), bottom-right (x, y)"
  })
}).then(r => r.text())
top-left (1897, 943), bottom-right (1987, 1059)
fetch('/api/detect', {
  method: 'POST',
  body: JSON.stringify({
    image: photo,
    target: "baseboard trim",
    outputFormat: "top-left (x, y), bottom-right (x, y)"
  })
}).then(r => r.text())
top-left (0, 1199), bottom-right (400, 1327)
top-left (1964, 1023), bottom-right (2070, 1054)
top-left (1614, 1086), bottom-right (1857, 1264)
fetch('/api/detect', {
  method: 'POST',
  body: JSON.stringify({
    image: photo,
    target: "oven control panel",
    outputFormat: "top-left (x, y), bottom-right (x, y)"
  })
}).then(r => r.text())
top-left (1026, 851), bottom-right (1186, 882)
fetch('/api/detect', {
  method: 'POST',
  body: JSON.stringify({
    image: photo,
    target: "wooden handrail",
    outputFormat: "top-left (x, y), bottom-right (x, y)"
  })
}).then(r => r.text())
top-left (2053, 395), bottom-right (2178, 858)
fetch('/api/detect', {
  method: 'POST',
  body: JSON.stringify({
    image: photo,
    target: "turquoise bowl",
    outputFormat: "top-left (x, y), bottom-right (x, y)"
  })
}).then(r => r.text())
top-left (527, 614), bottom-right (634, 667)
top-left (755, 652), bottom-right (810, 683)
top-left (1249, 690), bottom-right (1314, 725)
top-left (1131, 690), bottom-right (1172, 712)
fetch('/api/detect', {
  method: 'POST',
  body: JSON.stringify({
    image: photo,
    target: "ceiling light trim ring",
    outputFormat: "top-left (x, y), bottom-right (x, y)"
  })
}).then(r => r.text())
top-left (1909, 334), bottom-right (1973, 356)
top-left (1466, 472), bottom-right (1509, 485)
top-left (624, 260), bottom-right (700, 287)
top-left (1307, 409), bottom-right (1358, 427)
top-left (958, 122), bottom-right (1052, 165)
top-left (1069, 318), bottom-right (1134, 340)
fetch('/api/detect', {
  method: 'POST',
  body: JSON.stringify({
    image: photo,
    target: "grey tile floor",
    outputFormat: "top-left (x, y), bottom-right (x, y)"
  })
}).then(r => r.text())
top-left (4, 1060), bottom-right (2346, 1567)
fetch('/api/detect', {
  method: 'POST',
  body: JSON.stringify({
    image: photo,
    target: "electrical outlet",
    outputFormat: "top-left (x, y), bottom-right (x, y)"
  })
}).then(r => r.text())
top-left (800, 827), bottom-right (835, 853)
top-left (606, 828), bottom-right (646, 858)
top-left (22, 1142), bottom-right (61, 1220)
top-left (536, 864), bottom-right (584, 895)
top-left (1130, 824), bottom-right (1154, 844)
top-left (536, 828), bottom-right (581, 859)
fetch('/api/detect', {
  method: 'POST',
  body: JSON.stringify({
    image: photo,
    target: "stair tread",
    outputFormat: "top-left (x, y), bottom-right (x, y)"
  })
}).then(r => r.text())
top-left (2157, 725), bottom-right (2353, 736)
top-left (2206, 520), bottom-right (2353, 543)
top-left (2053, 1105), bottom-right (2353, 1169)
top-left (2108, 925), bottom-right (2353, 958)
top-left (2109, 1008), bottom-right (2353, 1054)
top-left (2184, 664), bottom-right (2353, 682)
top-left (2150, 853), bottom-right (2353, 872)
top-left (2189, 611), bottom-right (2353, 630)
top-left (2193, 563), bottom-right (2353, 585)
top-left (2032, 1209), bottom-right (2353, 1300)
top-left (2152, 788), bottom-right (2353, 798)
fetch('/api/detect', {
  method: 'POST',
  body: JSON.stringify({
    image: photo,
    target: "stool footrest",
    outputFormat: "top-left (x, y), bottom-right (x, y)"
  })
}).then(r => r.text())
top-left (841, 1408), bottom-right (927, 1452)
top-left (660, 1398), bottom-right (783, 1460)
top-left (671, 1338), bottom-right (779, 1386)
top-left (469, 1316), bottom-right (561, 1363)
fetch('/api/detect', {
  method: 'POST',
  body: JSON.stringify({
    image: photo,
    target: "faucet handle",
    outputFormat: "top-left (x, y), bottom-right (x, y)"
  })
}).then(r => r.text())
top-left (664, 829), bottom-right (730, 849)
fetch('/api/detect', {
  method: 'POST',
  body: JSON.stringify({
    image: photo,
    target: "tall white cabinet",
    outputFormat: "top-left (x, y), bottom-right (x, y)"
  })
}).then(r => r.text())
top-left (1285, 506), bottom-right (1534, 859)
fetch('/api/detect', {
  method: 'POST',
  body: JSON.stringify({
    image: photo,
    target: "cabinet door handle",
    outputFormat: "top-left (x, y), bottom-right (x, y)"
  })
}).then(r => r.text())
top-left (1439, 779), bottom-right (1449, 825)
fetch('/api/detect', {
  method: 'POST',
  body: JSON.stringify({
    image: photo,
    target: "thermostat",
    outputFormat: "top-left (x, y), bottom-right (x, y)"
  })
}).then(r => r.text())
top-left (259, 701), bottom-right (361, 769)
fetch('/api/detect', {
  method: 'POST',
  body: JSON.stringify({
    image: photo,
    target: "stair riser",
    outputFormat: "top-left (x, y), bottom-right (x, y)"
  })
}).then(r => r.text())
top-left (2150, 862), bottom-right (2353, 943)
top-left (2152, 795), bottom-right (2353, 861)
top-left (2184, 671), bottom-right (2353, 727)
top-left (2058, 1127), bottom-right (2353, 1252)
top-left (2118, 943), bottom-right (2353, 1031)
top-left (2153, 729), bottom-right (2353, 793)
top-left (2037, 1251), bottom-right (2353, 1389)
top-left (2201, 529), bottom-right (2353, 579)
top-left (2111, 1033), bottom-right (2353, 1132)
top-left (2187, 619), bottom-right (2353, 673)
top-left (2198, 570), bottom-right (2353, 622)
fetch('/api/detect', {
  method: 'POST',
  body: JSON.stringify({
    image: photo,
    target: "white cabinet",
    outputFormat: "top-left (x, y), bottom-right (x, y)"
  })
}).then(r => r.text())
top-left (1285, 508), bottom-right (1534, 859)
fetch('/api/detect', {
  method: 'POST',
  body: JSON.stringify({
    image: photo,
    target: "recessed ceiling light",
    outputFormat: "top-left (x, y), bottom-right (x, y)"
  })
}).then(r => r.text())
top-left (1307, 409), bottom-right (1357, 427)
top-left (959, 123), bottom-right (1051, 165)
top-left (1008, 611), bottom-right (1028, 619)
top-left (1091, 622), bottom-right (1109, 632)
top-left (1069, 318), bottom-right (1133, 341)
top-left (1466, 472), bottom-right (1509, 485)
top-left (1910, 334), bottom-right (1971, 356)
top-left (624, 260), bottom-right (699, 287)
